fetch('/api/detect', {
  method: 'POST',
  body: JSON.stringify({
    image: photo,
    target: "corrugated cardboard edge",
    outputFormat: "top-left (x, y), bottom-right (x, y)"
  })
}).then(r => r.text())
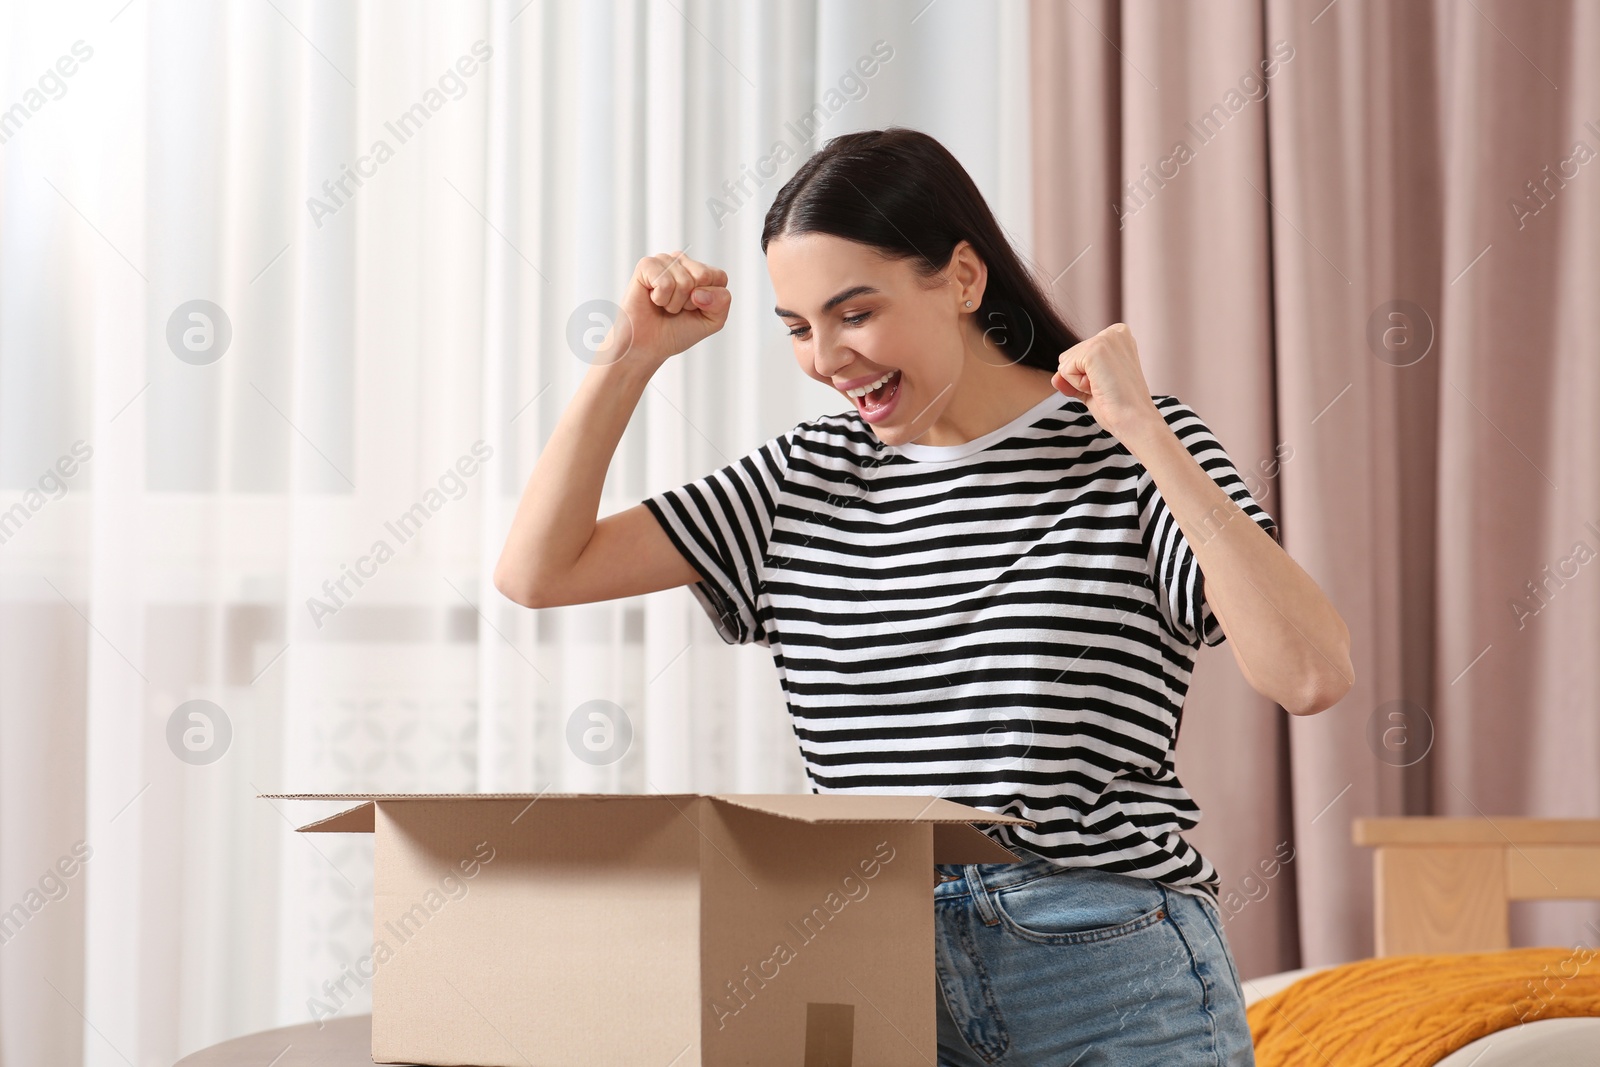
top-left (711, 793), bottom-right (1034, 828)
top-left (257, 792), bottom-right (1037, 839)
top-left (260, 793), bottom-right (703, 834)
top-left (258, 791), bottom-right (702, 801)
top-left (710, 795), bottom-right (1031, 864)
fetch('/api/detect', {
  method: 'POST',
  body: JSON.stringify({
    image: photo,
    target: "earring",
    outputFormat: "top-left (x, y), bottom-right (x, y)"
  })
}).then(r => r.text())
top-left (965, 300), bottom-right (973, 308)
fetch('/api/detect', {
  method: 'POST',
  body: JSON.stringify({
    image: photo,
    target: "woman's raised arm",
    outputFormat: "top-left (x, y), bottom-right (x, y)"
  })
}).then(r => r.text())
top-left (493, 252), bottom-right (730, 608)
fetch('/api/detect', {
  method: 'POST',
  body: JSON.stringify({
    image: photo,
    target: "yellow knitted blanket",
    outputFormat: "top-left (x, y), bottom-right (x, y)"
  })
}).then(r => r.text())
top-left (1247, 946), bottom-right (1600, 1066)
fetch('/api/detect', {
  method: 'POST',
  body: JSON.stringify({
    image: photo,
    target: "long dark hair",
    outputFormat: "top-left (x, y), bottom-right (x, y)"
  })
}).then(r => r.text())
top-left (760, 127), bottom-right (1084, 373)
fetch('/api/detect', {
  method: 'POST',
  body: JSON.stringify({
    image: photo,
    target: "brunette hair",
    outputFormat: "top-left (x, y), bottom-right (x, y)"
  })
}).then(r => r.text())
top-left (760, 126), bottom-right (1084, 371)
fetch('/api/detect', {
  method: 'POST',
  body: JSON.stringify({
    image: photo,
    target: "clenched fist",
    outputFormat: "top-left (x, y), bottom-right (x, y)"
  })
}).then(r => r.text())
top-left (1050, 322), bottom-right (1163, 440)
top-left (598, 251), bottom-right (732, 365)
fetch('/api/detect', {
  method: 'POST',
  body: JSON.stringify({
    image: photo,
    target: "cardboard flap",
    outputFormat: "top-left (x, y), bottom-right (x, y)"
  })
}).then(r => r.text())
top-left (712, 793), bottom-right (1033, 827)
top-left (257, 791), bottom-right (700, 801)
top-left (933, 823), bottom-right (1021, 864)
top-left (294, 801), bottom-right (375, 834)
top-left (258, 792), bottom-right (702, 834)
top-left (258, 792), bottom-right (1036, 839)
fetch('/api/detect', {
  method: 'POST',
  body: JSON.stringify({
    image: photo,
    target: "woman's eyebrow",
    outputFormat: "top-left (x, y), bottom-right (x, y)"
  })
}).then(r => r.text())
top-left (773, 284), bottom-right (882, 318)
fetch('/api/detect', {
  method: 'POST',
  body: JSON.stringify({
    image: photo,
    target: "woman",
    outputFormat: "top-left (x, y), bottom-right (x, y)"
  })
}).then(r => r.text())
top-left (495, 127), bottom-right (1353, 1065)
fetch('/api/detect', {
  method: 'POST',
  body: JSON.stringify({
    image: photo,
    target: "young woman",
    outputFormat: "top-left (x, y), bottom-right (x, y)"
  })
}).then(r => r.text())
top-left (496, 127), bottom-right (1353, 1065)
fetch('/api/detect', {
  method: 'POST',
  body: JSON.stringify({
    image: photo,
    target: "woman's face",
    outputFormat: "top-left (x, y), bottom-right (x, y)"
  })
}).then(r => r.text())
top-left (766, 232), bottom-right (983, 445)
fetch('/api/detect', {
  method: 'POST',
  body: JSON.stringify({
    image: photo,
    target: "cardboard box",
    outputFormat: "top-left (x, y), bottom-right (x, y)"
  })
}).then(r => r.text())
top-left (263, 791), bottom-right (1032, 1066)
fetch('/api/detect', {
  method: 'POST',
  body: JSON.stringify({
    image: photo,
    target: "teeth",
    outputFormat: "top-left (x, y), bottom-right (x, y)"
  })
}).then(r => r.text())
top-left (846, 371), bottom-right (896, 398)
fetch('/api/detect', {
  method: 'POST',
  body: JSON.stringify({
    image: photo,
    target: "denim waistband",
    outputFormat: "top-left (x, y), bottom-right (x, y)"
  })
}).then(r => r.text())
top-left (934, 847), bottom-right (1221, 914)
top-left (933, 844), bottom-right (1069, 897)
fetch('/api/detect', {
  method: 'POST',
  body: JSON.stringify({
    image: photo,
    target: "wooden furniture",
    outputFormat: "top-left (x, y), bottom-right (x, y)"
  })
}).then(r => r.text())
top-left (174, 1015), bottom-right (373, 1066)
top-left (1353, 816), bottom-right (1600, 956)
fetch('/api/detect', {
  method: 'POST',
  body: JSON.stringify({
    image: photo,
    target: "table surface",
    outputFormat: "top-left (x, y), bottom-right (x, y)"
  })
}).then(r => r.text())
top-left (175, 1015), bottom-right (383, 1066)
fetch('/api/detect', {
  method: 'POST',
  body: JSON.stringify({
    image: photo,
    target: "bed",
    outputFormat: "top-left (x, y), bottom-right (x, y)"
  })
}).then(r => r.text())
top-left (1241, 817), bottom-right (1600, 1065)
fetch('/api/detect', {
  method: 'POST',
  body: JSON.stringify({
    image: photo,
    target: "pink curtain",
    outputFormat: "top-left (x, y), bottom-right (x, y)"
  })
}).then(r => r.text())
top-left (1031, 0), bottom-right (1600, 977)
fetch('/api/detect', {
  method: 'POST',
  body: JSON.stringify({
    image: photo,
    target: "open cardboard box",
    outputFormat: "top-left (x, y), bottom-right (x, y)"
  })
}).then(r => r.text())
top-left (263, 791), bottom-right (1031, 1066)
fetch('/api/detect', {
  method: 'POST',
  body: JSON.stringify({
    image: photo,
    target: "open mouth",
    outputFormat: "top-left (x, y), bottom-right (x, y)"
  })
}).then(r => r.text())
top-left (854, 370), bottom-right (902, 417)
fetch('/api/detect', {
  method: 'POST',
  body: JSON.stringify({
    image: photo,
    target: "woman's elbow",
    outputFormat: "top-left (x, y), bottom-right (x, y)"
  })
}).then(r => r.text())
top-left (493, 563), bottom-right (541, 609)
top-left (1288, 649), bottom-right (1355, 716)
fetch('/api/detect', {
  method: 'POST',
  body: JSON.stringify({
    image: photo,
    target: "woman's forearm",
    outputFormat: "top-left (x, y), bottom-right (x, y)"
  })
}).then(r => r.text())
top-left (1119, 414), bottom-right (1355, 715)
top-left (493, 353), bottom-right (663, 605)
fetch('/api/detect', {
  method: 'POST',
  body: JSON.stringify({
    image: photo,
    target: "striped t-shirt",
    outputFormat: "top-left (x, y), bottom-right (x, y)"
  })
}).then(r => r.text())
top-left (641, 390), bottom-right (1278, 900)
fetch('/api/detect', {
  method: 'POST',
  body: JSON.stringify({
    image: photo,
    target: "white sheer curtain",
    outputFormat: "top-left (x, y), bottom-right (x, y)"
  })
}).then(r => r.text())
top-left (0, 0), bottom-right (1034, 1061)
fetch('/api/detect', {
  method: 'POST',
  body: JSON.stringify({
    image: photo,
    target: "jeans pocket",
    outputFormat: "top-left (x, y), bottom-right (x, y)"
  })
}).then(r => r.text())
top-left (990, 867), bottom-right (1169, 945)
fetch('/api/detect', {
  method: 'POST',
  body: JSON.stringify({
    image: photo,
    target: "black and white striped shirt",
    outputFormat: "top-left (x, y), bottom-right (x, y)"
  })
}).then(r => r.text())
top-left (642, 391), bottom-right (1278, 900)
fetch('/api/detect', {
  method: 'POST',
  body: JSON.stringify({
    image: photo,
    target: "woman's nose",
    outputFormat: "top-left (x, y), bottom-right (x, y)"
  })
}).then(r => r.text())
top-left (812, 337), bottom-right (854, 378)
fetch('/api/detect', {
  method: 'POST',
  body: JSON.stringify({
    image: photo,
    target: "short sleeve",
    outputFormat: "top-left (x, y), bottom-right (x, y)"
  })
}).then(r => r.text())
top-left (1137, 397), bottom-right (1280, 648)
top-left (641, 428), bottom-right (795, 647)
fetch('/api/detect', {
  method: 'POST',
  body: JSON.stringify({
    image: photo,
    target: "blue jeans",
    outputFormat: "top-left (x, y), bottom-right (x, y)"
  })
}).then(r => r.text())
top-left (933, 847), bottom-right (1256, 1066)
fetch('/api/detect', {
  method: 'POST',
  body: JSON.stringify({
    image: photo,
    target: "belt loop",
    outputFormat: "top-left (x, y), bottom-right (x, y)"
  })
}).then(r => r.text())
top-left (963, 863), bottom-right (1001, 925)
